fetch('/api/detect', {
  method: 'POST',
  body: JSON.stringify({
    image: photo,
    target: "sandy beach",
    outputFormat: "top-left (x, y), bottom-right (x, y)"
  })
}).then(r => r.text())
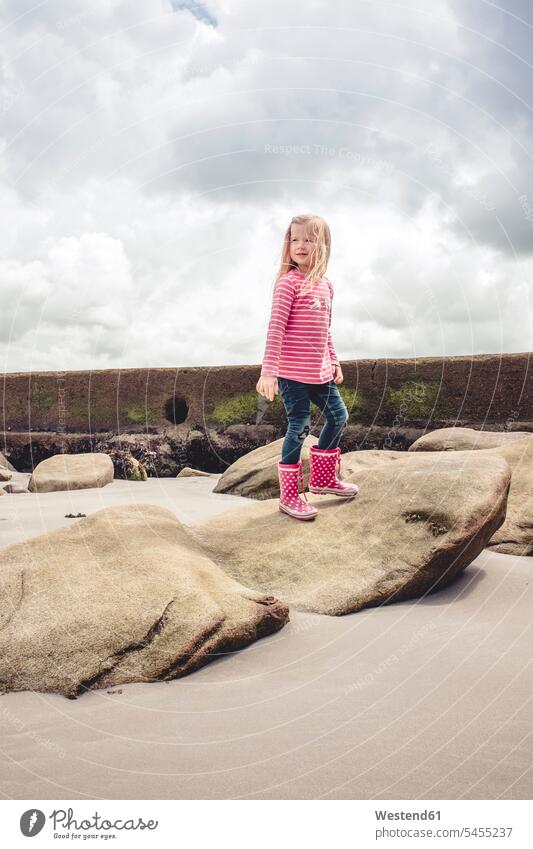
top-left (0, 472), bottom-right (531, 800)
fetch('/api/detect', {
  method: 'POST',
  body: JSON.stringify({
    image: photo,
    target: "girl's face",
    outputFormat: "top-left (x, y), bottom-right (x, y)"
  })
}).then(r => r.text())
top-left (289, 223), bottom-right (316, 272)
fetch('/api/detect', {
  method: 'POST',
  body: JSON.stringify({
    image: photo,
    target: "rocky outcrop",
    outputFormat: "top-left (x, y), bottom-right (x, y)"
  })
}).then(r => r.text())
top-left (3, 429), bottom-right (285, 477)
top-left (410, 428), bottom-right (533, 556)
top-left (28, 452), bottom-right (114, 493)
top-left (0, 467), bottom-right (12, 482)
top-left (190, 451), bottom-right (511, 615)
top-left (6, 420), bottom-right (531, 479)
top-left (213, 434), bottom-right (318, 499)
top-left (0, 504), bottom-right (289, 698)
top-left (107, 448), bottom-right (148, 481)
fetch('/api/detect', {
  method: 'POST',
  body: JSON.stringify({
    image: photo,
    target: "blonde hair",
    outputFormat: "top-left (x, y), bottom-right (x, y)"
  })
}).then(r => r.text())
top-left (272, 214), bottom-right (331, 297)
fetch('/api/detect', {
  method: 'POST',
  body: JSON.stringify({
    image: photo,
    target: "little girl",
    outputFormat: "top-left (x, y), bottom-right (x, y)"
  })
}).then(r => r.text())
top-left (256, 214), bottom-right (358, 521)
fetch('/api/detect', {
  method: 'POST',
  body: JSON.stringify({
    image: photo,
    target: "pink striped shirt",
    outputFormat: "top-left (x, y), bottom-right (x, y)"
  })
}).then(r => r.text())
top-left (260, 268), bottom-right (340, 383)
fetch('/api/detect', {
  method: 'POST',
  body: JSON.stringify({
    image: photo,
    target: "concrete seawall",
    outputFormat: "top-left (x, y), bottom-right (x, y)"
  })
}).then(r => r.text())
top-left (2, 352), bottom-right (531, 474)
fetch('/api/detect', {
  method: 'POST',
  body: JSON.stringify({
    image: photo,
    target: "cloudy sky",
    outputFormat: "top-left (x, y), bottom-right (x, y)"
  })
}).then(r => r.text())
top-left (1, 0), bottom-right (532, 374)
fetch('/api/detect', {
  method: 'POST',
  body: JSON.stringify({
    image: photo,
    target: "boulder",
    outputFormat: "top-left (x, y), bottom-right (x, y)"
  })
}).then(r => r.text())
top-left (340, 449), bottom-right (404, 473)
top-left (411, 429), bottom-right (533, 556)
top-left (213, 434), bottom-right (318, 499)
top-left (190, 451), bottom-right (511, 615)
top-left (28, 452), bottom-right (114, 493)
top-left (176, 467), bottom-right (213, 478)
top-left (0, 504), bottom-right (289, 698)
top-left (128, 456), bottom-right (147, 481)
top-left (409, 427), bottom-right (531, 452)
top-left (0, 467), bottom-right (12, 482)
top-left (0, 451), bottom-right (16, 471)
top-left (2, 484), bottom-right (29, 494)
top-left (107, 448), bottom-right (148, 481)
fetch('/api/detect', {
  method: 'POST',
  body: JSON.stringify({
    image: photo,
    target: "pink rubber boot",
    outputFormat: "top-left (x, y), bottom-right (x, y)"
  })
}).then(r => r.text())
top-left (278, 459), bottom-right (318, 520)
top-left (309, 445), bottom-right (359, 497)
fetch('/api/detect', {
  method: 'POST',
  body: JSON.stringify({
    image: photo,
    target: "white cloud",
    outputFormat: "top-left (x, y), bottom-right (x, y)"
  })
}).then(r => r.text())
top-left (0, 0), bottom-right (531, 372)
top-left (1, 232), bottom-right (133, 369)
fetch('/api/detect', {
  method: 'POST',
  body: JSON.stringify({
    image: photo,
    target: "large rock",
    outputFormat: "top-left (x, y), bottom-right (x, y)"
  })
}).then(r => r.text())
top-left (340, 449), bottom-right (404, 473)
top-left (410, 429), bottom-right (533, 556)
top-left (409, 426), bottom-right (531, 451)
top-left (2, 483), bottom-right (29, 494)
top-left (28, 452), bottom-right (114, 493)
top-left (177, 467), bottom-right (213, 478)
top-left (107, 448), bottom-right (148, 481)
top-left (190, 451), bottom-right (511, 615)
top-left (0, 451), bottom-right (16, 471)
top-left (213, 434), bottom-right (318, 499)
top-left (0, 504), bottom-right (289, 698)
top-left (0, 467), bottom-right (12, 482)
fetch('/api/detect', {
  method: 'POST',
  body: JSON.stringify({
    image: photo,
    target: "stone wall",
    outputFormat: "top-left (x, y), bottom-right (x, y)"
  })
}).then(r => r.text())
top-left (2, 353), bottom-right (531, 474)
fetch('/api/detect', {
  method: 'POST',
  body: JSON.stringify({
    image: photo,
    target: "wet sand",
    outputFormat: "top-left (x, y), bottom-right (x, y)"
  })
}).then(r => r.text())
top-left (0, 473), bottom-right (531, 800)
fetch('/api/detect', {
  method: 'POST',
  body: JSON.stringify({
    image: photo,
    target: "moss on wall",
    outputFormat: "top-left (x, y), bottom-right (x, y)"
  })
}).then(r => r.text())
top-left (335, 387), bottom-right (366, 423)
top-left (384, 380), bottom-right (440, 419)
top-left (29, 382), bottom-right (55, 408)
top-left (15, 390), bottom-right (162, 429)
top-left (209, 390), bottom-right (285, 425)
top-left (125, 405), bottom-right (160, 426)
top-left (208, 385), bottom-right (366, 426)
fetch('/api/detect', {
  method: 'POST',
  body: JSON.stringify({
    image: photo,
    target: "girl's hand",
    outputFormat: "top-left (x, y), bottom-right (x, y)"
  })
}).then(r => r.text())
top-left (332, 364), bottom-right (344, 385)
top-left (256, 375), bottom-right (278, 402)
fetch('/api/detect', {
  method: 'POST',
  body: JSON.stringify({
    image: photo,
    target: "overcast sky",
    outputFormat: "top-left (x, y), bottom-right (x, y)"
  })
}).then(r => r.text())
top-left (1, 0), bottom-right (532, 373)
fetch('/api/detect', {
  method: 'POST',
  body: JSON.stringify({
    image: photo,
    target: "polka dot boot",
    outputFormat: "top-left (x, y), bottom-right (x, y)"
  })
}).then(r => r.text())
top-left (278, 459), bottom-right (318, 520)
top-left (309, 445), bottom-right (359, 497)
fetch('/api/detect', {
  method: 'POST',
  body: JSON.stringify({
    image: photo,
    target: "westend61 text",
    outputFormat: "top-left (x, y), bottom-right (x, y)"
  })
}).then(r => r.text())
top-left (375, 809), bottom-right (441, 820)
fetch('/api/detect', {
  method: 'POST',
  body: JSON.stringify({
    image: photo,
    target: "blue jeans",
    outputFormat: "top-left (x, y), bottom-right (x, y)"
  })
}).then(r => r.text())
top-left (278, 377), bottom-right (349, 464)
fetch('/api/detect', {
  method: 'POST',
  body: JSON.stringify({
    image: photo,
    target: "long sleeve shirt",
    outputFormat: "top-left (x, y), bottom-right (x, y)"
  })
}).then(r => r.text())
top-left (260, 268), bottom-right (340, 383)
